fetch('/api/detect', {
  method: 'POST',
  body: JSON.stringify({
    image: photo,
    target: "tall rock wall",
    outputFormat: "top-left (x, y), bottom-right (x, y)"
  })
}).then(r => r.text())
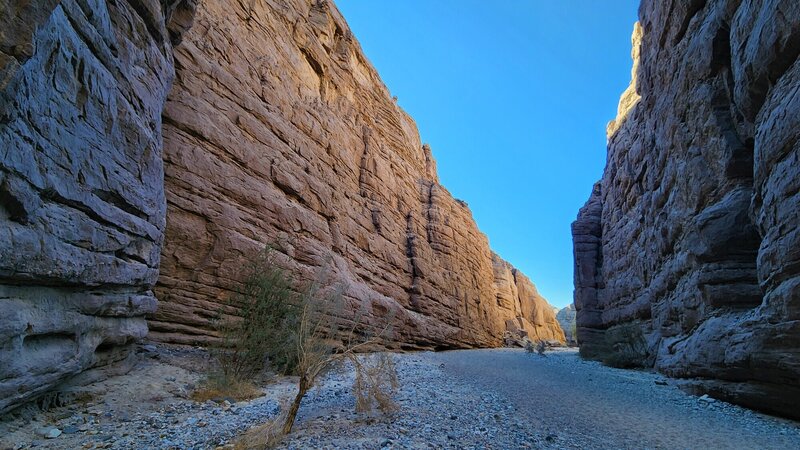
top-left (0, 0), bottom-right (195, 414)
top-left (151, 0), bottom-right (564, 350)
top-left (573, 0), bottom-right (800, 418)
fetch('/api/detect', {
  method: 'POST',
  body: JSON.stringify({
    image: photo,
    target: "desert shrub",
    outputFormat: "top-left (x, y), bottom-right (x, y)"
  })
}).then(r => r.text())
top-left (190, 375), bottom-right (263, 403)
top-left (601, 322), bottom-right (648, 368)
top-left (352, 352), bottom-right (399, 414)
top-left (217, 248), bottom-right (398, 447)
top-left (211, 248), bottom-right (299, 382)
top-left (578, 322), bottom-right (648, 369)
top-left (278, 277), bottom-right (397, 435)
top-left (523, 339), bottom-right (548, 356)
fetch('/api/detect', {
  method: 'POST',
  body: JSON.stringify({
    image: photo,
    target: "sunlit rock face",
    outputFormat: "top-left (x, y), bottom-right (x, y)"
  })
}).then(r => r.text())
top-left (573, 0), bottom-right (800, 419)
top-left (0, 0), bottom-right (196, 414)
top-left (556, 305), bottom-right (576, 345)
top-left (151, 0), bottom-right (564, 350)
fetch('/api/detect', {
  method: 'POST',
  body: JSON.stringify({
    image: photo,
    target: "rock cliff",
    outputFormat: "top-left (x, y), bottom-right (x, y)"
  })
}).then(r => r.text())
top-left (150, 0), bottom-right (564, 350)
top-left (573, 0), bottom-right (800, 419)
top-left (1, 0), bottom-right (564, 414)
top-left (0, 0), bottom-right (196, 414)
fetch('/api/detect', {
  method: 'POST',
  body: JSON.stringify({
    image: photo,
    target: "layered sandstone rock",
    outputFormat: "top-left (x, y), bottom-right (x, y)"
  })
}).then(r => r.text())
top-left (493, 254), bottom-right (565, 345)
top-left (150, 0), bottom-right (564, 350)
top-left (574, 0), bottom-right (800, 418)
top-left (0, 0), bottom-right (195, 414)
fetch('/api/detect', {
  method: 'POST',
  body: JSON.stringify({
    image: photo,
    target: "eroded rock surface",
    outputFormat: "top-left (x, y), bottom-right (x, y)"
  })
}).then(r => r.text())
top-left (573, 0), bottom-right (800, 419)
top-left (151, 0), bottom-right (563, 350)
top-left (556, 304), bottom-right (576, 345)
top-left (0, 0), bottom-right (196, 414)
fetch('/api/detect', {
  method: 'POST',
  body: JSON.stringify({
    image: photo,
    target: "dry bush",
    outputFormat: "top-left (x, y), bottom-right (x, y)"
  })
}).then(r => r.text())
top-left (278, 276), bottom-right (397, 435)
top-left (234, 399), bottom-right (291, 450)
top-left (190, 376), bottom-right (262, 403)
top-left (523, 339), bottom-right (547, 357)
top-left (351, 352), bottom-right (399, 414)
top-left (215, 248), bottom-right (399, 444)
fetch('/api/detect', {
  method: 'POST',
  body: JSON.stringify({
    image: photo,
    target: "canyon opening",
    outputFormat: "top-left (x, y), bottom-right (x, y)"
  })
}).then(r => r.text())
top-left (1, 0), bottom-right (799, 449)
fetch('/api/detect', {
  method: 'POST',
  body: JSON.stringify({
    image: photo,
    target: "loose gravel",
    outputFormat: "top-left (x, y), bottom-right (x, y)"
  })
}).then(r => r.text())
top-left (2, 346), bottom-right (800, 449)
top-left (276, 348), bottom-right (800, 449)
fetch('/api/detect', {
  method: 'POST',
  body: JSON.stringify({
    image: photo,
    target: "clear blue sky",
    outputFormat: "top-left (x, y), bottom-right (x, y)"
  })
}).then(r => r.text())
top-left (336, 1), bottom-right (640, 309)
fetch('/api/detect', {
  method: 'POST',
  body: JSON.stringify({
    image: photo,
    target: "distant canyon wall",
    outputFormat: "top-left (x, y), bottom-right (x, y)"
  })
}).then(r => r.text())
top-left (150, 0), bottom-right (564, 350)
top-left (573, 0), bottom-right (800, 419)
top-left (0, 0), bottom-right (562, 414)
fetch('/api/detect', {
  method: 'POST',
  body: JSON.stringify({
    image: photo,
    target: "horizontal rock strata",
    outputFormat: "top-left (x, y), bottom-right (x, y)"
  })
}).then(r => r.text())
top-left (573, 0), bottom-right (800, 419)
top-left (0, 0), bottom-right (196, 414)
top-left (151, 0), bottom-right (564, 349)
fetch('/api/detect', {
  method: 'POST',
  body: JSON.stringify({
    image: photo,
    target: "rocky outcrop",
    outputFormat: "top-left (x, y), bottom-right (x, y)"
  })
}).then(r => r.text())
top-left (493, 254), bottom-right (566, 345)
top-left (150, 0), bottom-right (564, 350)
top-left (556, 304), bottom-right (577, 345)
top-left (0, 0), bottom-right (195, 414)
top-left (573, 0), bottom-right (800, 419)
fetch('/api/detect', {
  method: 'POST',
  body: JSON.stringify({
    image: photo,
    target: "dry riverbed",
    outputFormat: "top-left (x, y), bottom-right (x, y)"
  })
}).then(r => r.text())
top-left (2, 345), bottom-right (799, 449)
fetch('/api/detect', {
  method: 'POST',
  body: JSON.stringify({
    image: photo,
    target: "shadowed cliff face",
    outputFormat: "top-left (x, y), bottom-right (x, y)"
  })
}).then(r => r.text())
top-left (151, 0), bottom-right (564, 350)
top-left (0, 0), bottom-right (196, 414)
top-left (574, 0), bottom-right (800, 419)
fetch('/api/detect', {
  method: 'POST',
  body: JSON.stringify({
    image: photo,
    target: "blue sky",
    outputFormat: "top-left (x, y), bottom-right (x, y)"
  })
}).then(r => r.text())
top-left (336, 1), bottom-right (640, 308)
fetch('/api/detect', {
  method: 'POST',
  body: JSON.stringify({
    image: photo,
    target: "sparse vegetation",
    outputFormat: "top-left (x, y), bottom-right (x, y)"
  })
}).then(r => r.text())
top-left (213, 249), bottom-right (298, 380)
top-left (523, 339), bottom-right (548, 356)
top-left (190, 376), bottom-right (263, 403)
top-left (353, 352), bottom-right (400, 414)
top-left (580, 322), bottom-right (648, 369)
top-left (205, 248), bottom-right (398, 448)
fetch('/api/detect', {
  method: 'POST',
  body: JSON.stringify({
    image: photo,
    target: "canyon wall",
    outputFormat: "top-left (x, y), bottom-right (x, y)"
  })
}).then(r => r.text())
top-left (150, 0), bottom-right (564, 350)
top-left (0, 0), bottom-right (195, 414)
top-left (573, 0), bottom-right (800, 418)
top-left (0, 0), bottom-right (563, 414)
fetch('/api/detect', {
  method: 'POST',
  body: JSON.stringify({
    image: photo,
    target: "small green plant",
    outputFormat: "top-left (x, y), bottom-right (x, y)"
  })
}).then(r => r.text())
top-left (581, 322), bottom-right (648, 369)
top-left (211, 248), bottom-right (298, 382)
top-left (218, 248), bottom-right (398, 448)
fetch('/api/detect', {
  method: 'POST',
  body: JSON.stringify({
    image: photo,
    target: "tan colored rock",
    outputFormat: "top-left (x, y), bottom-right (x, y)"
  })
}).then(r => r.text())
top-left (606, 22), bottom-right (642, 138)
top-left (151, 0), bottom-right (564, 350)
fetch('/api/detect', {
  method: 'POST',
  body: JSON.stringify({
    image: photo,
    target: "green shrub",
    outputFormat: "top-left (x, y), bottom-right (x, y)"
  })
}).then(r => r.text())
top-left (206, 247), bottom-right (398, 445)
top-left (579, 322), bottom-right (648, 369)
top-left (211, 248), bottom-right (299, 381)
top-left (601, 322), bottom-right (648, 368)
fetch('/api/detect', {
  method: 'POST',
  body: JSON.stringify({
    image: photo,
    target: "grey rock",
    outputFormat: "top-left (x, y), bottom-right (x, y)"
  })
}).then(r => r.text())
top-left (36, 427), bottom-right (61, 439)
top-left (0, 0), bottom-right (196, 415)
top-left (573, 0), bottom-right (800, 420)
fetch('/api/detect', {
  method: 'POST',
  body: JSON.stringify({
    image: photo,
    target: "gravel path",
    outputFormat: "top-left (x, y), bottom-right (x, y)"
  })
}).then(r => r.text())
top-left (279, 348), bottom-right (800, 450)
top-left (3, 347), bottom-right (800, 449)
top-left (429, 348), bottom-right (800, 449)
